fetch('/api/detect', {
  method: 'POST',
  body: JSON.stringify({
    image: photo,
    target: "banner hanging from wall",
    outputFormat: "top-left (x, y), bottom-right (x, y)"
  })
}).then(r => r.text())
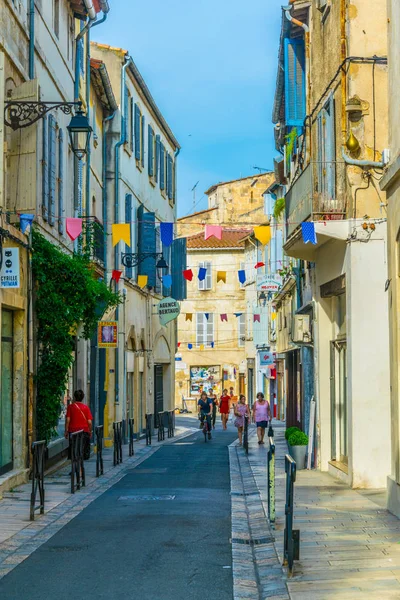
top-left (256, 274), bottom-right (282, 292)
top-left (158, 297), bottom-right (181, 326)
top-left (98, 321), bottom-right (118, 348)
top-left (0, 247), bottom-right (20, 288)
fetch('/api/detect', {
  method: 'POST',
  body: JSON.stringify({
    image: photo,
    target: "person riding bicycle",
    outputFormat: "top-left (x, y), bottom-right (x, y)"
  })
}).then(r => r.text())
top-left (198, 391), bottom-right (212, 440)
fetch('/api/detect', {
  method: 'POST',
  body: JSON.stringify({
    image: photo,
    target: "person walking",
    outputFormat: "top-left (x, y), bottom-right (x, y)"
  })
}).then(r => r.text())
top-left (208, 387), bottom-right (218, 429)
top-left (198, 391), bottom-right (213, 440)
top-left (64, 390), bottom-right (93, 459)
top-left (219, 389), bottom-right (231, 430)
top-left (234, 394), bottom-right (250, 446)
top-left (252, 392), bottom-right (271, 445)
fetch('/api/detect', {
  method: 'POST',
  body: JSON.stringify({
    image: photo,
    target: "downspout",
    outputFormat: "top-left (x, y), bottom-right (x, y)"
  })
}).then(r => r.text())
top-left (102, 110), bottom-right (116, 274)
top-left (283, 4), bottom-right (309, 32)
top-left (340, 0), bottom-right (347, 146)
top-left (342, 147), bottom-right (386, 169)
top-left (28, 0), bottom-right (35, 79)
top-left (74, 1), bottom-right (97, 103)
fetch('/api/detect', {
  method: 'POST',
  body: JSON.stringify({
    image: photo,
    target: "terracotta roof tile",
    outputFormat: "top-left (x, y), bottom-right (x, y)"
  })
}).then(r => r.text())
top-left (187, 228), bottom-right (252, 250)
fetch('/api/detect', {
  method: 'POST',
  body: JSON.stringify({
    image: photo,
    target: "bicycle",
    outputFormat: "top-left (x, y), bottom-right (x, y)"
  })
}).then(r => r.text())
top-left (243, 414), bottom-right (249, 454)
top-left (200, 413), bottom-right (212, 442)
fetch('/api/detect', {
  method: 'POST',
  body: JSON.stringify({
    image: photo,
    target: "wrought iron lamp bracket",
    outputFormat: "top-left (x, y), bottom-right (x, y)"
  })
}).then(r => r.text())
top-left (121, 252), bottom-right (164, 269)
top-left (4, 101), bottom-right (82, 130)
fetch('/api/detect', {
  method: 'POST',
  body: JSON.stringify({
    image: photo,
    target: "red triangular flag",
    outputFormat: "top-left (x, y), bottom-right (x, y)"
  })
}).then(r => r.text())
top-left (112, 270), bottom-right (122, 284)
top-left (255, 262), bottom-right (265, 269)
top-left (254, 314), bottom-right (261, 323)
top-left (177, 342), bottom-right (181, 348)
top-left (183, 269), bottom-right (193, 281)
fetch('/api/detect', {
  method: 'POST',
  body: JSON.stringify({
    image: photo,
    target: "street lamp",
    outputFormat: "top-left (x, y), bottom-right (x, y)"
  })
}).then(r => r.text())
top-left (67, 108), bottom-right (93, 159)
top-left (121, 252), bottom-right (169, 281)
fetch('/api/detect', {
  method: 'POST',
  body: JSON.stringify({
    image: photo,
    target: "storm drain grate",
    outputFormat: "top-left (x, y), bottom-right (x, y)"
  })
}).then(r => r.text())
top-left (230, 491), bottom-right (259, 497)
top-left (231, 537), bottom-right (275, 545)
top-left (118, 495), bottom-right (176, 502)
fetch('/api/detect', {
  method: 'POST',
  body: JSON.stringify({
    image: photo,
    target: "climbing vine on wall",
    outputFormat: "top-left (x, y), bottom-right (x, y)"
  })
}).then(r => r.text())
top-left (32, 229), bottom-right (120, 442)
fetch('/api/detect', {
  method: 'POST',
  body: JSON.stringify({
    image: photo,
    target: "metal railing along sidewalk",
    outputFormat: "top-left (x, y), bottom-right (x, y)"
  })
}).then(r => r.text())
top-left (283, 454), bottom-right (300, 575)
top-left (30, 441), bottom-right (46, 521)
top-left (70, 430), bottom-right (85, 494)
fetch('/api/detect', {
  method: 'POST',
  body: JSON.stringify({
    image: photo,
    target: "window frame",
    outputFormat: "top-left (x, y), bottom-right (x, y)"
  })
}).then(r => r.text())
top-left (198, 261), bottom-right (212, 291)
top-left (196, 313), bottom-right (214, 347)
top-left (238, 313), bottom-right (246, 347)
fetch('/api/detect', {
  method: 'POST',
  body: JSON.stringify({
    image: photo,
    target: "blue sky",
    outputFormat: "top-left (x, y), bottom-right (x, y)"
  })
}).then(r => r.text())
top-left (92, 0), bottom-right (283, 216)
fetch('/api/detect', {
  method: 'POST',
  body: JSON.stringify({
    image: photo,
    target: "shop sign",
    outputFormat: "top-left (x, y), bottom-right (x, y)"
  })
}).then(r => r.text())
top-left (0, 248), bottom-right (20, 288)
top-left (98, 321), bottom-right (118, 348)
top-left (258, 350), bottom-right (276, 366)
top-left (257, 274), bottom-right (282, 292)
top-left (158, 297), bottom-right (180, 326)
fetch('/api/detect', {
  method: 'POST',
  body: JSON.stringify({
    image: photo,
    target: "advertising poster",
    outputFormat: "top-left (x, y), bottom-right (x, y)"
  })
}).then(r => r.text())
top-left (190, 365), bottom-right (220, 395)
top-left (98, 321), bottom-right (118, 348)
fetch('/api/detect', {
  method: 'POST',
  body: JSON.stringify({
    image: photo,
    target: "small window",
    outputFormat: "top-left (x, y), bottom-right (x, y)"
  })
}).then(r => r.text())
top-left (198, 261), bottom-right (212, 291)
top-left (196, 313), bottom-right (214, 346)
top-left (54, 0), bottom-right (60, 38)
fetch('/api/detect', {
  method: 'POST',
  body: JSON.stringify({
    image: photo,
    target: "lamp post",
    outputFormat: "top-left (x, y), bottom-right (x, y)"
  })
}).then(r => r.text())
top-left (121, 252), bottom-right (168, 281)
top-left (4, 100), bottom-right (92, 159)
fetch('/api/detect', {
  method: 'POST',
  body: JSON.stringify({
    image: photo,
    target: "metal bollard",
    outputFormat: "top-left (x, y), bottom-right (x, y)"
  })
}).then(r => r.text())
top-left (157, 411), bottom-right (165, 441)
top-left (267, 435), bottom-right (275, 525)
top-left (113, 421), bottom-right (123, 466)
top-left (283, 454), bottom-right (300, 575)
top-left (145, 414), bottom-right (152, 446)
top-left (70, 430), bottom-right (85, 494)
top-left (95, 425), bottom-right (104, 477)
top-left (243, 414), bottom-right (249, 454)
top-left (128, 418), bottom-right (134, 456)
top-left (167, 411), bottom-right (175, 438)
top-left (30, 441), bottom-right (46, 520)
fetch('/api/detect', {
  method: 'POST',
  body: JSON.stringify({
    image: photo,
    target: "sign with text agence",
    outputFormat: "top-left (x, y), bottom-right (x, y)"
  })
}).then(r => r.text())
top-left (158, 297), bottom-right (180, 326)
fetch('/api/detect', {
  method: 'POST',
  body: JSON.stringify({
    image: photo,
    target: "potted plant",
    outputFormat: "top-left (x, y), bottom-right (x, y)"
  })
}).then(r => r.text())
top-left (285, 427), bottom-right (300, 453)
top-left (287, 430), bottom-right (308, 470)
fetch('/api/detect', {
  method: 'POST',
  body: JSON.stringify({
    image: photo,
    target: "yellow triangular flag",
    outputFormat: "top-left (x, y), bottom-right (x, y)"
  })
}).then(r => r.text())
top-left (271, 312), bottom-right (277, 321)
top-left (217, 271), bottom-right (226, 283)
top-left (254, 226), bottom-right (271, 246)
top-left (185, 313), bottom-right (193, 322)
top-left (137, 275), bottom-right (148, 288)
top-left (200, 344), bottom-right (204, 351)
top-left (112, 223), bottom-right (131, 247)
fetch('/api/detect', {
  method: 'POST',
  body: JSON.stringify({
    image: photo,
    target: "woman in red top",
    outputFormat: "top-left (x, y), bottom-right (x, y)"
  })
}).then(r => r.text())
top-left (65, 389), bottom-right (93, 435)
top-left (219, 388), bottom-right (231, 430)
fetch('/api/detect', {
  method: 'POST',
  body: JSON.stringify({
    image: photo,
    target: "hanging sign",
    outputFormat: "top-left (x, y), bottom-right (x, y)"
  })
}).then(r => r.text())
top-left (0, 248), bottom-right (20, 288)
top-left (158, 297), bottom-right (180, 326)
top-left (258, 350), bottom-right (276, 367)
top-left (257, 274), bottom-right (282, 292)
top-left (98, 321), bottom-right (118, 348)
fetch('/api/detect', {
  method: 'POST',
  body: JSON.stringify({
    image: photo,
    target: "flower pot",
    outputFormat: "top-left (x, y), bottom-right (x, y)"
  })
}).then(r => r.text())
top-left (290, 444), bottom-right (307, 470)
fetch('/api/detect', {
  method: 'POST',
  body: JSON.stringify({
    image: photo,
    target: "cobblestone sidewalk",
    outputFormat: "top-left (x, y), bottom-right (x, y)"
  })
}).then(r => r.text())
top-left (0, 424), bottom-right (196, 582)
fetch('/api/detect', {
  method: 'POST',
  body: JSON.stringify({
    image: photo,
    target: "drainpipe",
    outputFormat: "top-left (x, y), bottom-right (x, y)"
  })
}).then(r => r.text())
top-left (74, 1), bottom-right (97, 103)
top-left (28, 0), bottom-right (35, 79)
top-left (342, 147), bottom-right (386, 169)
top-left (283, 4), bottom-right (309, 32)
top-left (340, 0), bottom-right (347, 146)
top-left (102, 110), bottom-right (116, 274)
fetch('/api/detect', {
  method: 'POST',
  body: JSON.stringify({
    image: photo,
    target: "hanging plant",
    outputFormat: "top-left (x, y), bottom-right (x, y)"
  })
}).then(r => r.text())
top-left (32, 229), bottom-right (120, 442)
top-left (273, 197), bottom-right (286, 220)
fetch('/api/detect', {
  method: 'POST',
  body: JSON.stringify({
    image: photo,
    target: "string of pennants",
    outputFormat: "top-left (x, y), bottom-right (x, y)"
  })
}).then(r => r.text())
top-left (183, 311), bottom-right (277, 323)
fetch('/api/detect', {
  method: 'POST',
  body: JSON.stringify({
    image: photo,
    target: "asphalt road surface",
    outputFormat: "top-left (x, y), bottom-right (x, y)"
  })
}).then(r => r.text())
top-left (0, 416), bottom-right (237, 600)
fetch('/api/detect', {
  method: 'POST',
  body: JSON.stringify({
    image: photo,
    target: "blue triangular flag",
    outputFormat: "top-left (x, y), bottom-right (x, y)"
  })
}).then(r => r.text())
top-left (238, 270), bottom-right (246, 284)
top-left (188, 343), bottom-right (193, 350)
top-left (162, 274), bottom-right (172, 288)
top-left (234, 313), bottom-right (243, 318)
top-left (301, 221), bottom-right (317, 245)
top-left (198, 267), bottom-right (207, 281)
top-left (160, 222), bottom-right (173, 247)
top-left (211, 342), bottom-right (215, 348)
top-left (205, 313), bottom-right (209, 320)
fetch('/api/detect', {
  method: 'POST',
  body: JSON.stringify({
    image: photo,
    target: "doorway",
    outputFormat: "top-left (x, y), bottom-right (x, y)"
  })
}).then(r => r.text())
top-left (1, 310), bottom-right (13, 475)
top-left (154, 364), bottom-right (164, 426)
top-left (330, 341), bottom-right (348, 464)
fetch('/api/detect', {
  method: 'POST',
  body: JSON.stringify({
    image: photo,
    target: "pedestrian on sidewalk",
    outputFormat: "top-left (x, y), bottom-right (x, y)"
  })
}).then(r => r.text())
top-left (219, 389), bottom-right (231, 430)
top-left (198, 391), bottom-right (213, 440)
top-left (208, 387), bottom-right (218, 429)
top-left (252, 392), bottom-right (271, 445)
top-left (65, 390), bottom-right (93, 459)
top-left (234, 395), bottom-right (250, 446)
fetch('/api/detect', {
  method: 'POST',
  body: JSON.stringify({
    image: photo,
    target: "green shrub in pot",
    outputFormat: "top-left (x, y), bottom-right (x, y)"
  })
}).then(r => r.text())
top-left (288, 431), bottom-right (309, 446)
top-left (288, 431), bottom-right (309, 470)
top-left (285, 426), bottom-right (300, 441)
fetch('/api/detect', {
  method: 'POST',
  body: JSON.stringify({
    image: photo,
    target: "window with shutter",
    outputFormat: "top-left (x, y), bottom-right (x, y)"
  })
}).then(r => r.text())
top-left (141, 115), bottom-right (145, 168)
top-left (155, 135), bottom-right (160, 183)
top-left (160, 143), bottom-right (165, 190)
top-left (148, 125), bottom-right (154, 177)
top-left (58, 129), bottom-right (64, 235)
top-left (284, 38), bottom-right (306, 128)
top-left (48, 115), bottom-right (57, 226)
top-left (130, 98), bottom-right (134, 152)
top-left (238, 314), bottom-right (246, 347)
top-left (317, 95), bottom-right (336, 199)
top-left (137, 205), bottom-right (156, 288)
top-left (207, 314), bottom-right (214, 346)
top-left (171, 238), bottom-right (187, 301)
top-left (196, 313), bottom-right (214, 346)
top-left (162, 242), bottom-right (172, 297)
top-left (123, 86), bottom-right (129, 144)
top-left (196, 313), bottom-right (204, 346)
top-left (125, 194), bottom-right (133, 279)
top-left (167, 154), bottom-right (173, 200)
top-left (134, 103), bottom-right (141, 160)
top-left (42, 116), bottom-right (49, 220)
top-left (154, 225), bottom-right (162, 295)
top-left (198, 261), bottom-right (212, 291)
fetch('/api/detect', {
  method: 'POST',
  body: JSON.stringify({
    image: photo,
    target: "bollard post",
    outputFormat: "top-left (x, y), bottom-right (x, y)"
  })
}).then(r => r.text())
top-left (243, 415), bottom-right (249, 454)
top-left (128, 418), bottom-right (134, 456)
top-left (70, 430), bottom-right (85, 494)
top-left (113, 421), bottom-right (123, 466)
top-left (30, 441), bottom-right (46, 520)
top-left (146, 414), bottom-right (152, 446)
top-left (167, 411), bottom-right (175, 438)
top-left (95, 425), bottom-right (104, 477)
top-left (267, 435), bottom-right (275, 526)
top-left (157, 411), bottom-right (165, 441)
top-left (283, 454), bottom-right (300, 575)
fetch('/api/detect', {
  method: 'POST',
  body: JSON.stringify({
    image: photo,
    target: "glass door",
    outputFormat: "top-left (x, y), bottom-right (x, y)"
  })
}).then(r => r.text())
top-left (1, 310), bottom-right (13, 475)
top-left (330, 341), bottom-right (348, 464)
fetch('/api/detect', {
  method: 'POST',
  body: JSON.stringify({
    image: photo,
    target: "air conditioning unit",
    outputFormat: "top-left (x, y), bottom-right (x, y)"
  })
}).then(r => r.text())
top-left (292, 315), bottom-right (312, 344)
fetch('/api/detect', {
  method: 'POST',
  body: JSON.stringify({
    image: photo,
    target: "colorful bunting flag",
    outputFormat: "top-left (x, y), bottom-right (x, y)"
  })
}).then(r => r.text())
top-left (234, 313), bottom-right (243, 318)
top-left (204, 313), bottom-right (210, 320)
top-left (220, 314), bottom-right (228, 322)
top-left (217, 271), bottom-right (226, 283)
top-left (160, 222), bottom-right (173, 247)
top-left (271, 312), bottom-right (277, 321)
top-left (301, 221), bottom-right (317, 245)
top-left (255, 262), bottom-right (265, 269)
top-left (198, 267), bottom-right (207, 281)
top-left (185, 313), bottom-right (193, 322)
top-left (112, 270), bottom-right (122, 284)
top-left (112, 223), bottom-right (131, 247)
top-left (254, 225), bottom-right (271, 246)
top-left (183, 269), bottom-right (193, 281)
top-left (204, 225), bottom-right (222, 240)
top-left (138, 275), bottom-right (148, 288)
top-left (200, 344), bottom-right (204, 351)
top-left (66, 218), bottom-right (82, 241)
top-left (177, 342), bottom-right (181, 348)
top-left (238, 270), bottom-right (246, 284)
top-left (254, 314), bottom-right (261, 323)
top-left (162, 274), bottom-right (172, 288)
top-left (211, 342), bottom-right (215, 348)
top-left (188, 343), bottom-right (193, 350)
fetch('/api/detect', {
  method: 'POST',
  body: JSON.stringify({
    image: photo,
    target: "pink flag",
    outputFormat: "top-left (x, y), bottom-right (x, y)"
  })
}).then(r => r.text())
top-left (254, 314), bottom-right (261, 323)
top-left (204, 225), bottom-right (222, 240)
top-left (220, 314), bottom-right (228, 322)
top-left (66, 218), bottom-right (82, 241)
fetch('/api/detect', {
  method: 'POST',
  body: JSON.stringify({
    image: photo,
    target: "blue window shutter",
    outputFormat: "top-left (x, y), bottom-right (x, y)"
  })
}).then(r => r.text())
top-left (141, 114), bottom-right (145, 168)
top-left (317, 111), bottom-right (324, 193)
top-left (134, 103), bottom-right (141, 159)
top-left (137, 204), bottom-right (156, 288)
top-left (284, 38), bottom-right (306, 127)
top-left (155, 135), bottom-right (160, 183)
top-left (171, 237), bottom-right (187, 301)
top-left (167, 154), bottom-right (173, 199)
top-left (160, 143), bottom-right (165, 190)
top-left (130, 97), bottom-right (134, 152)
top-left (58, 129), bottom-right (64, 234)
top-left (123, 85), bottom-right (129, 142)
top-left (48, 114), bottom-right (57, 226)
top-left (42, 116), bottom-right (49, 220)
top-left (162, 243), bottom-right (172, 297)
top-left (148, 126), bottom-right (154, 177)
top-left (125, 194), bottom-right (133, 279)
top-left (154, 226), bottom-right (161, 294)
top-left (325, 96), bottom-right (336, 199)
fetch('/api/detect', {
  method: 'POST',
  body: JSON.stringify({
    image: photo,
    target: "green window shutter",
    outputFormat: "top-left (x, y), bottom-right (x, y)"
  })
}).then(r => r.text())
top-left (171, 237), bottom-right (187, 301)
top-left (160, 143), bottom-right (165, 190)
top-left (130, 97), bottom-right (134, 152)
top-left (148, 125), bottom-right (154, 176)
top-left (155, 135), bottom-right (160, 183)
top-left (162, 242), bottom-right (172, 297)
top-left (42, 116), bottom-right (49, 220)
top-left (134, 103), bottom-right (141, 159)
top-left (58, 129), bottom-right (64, 234)
top-left (167, 154), bottom-right (173, 199)
top-left (48, 114), bottom-right (57, 226)
top-left (284, 38), bottom-right (306, 127)
top-left (125, 194), bottom-right (133, 279)
top-left (123, 85), bottom-right (129, 142)
top-left (137, 204), bottom-right (156, 288)
top-left (141, 114), bottom-right (145, 168)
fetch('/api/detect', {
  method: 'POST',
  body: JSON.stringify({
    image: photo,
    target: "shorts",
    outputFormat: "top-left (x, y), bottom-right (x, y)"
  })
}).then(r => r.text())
top-left (256, 421), bottom-right (268, 429)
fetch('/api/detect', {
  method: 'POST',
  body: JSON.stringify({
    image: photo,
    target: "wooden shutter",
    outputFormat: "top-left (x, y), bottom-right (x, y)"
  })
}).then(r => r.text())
top-left (160, 143), bottom-right (165, 190)
top-left (207, 314), bottom-right (214, 345)
top-left (155, 135), bottom-right (160, 183)
top-left (130, 97), bottom-right (134, 152)
top-left (148, 126), bottom-right (154, 177)
top-left (48, 114), bottom-right (57, 226)
top-left (196, 313), bottom-right (204, 346)
top-left (198, 261), bottom-right (205, 291)
top-left (123, 85), bottom-right (129, 143)
top-left (171, 237), bottom-right (187, 301)
top-left (58, 129), bottom-right (64, 234)
top-left (137, 204), bottom-right (156, 287)
top-left (141, 115), bottom-right (145, 168)
top-left (134, 103), bottom-right (141, 159)
top-left (162, 242), bottom-right (172, 297)
top-left (205, 261), bottom-right (212, 290)
top-left (284, 38), bottom-right (306, 127)
top-left (42, 116), bottom-right (49, 220)
top-left (167, 154), bottom-right (173, 199)
top-left (125, 194), bottom-right (133, 279)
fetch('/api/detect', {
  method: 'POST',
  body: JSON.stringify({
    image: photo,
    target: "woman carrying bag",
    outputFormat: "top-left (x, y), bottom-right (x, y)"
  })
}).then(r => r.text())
top-left (65, 389), bottom-right (92, 460)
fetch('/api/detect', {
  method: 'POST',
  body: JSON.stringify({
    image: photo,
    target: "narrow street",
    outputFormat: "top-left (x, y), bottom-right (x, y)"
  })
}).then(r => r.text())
top-left (0, 417), bottom-right (237, 600)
